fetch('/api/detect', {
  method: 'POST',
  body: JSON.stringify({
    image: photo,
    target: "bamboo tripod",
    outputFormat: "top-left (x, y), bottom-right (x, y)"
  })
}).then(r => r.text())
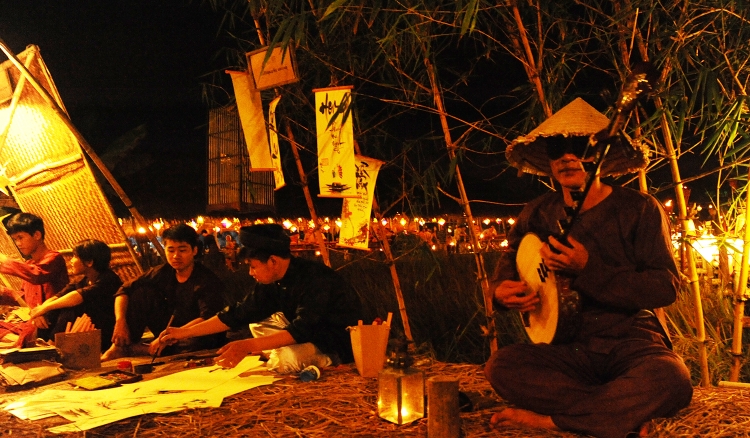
top-left (0, 40), bottom-right (158, 264)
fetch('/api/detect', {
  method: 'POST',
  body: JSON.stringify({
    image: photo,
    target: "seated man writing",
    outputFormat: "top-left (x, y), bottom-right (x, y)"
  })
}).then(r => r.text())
top-left (101, 223), bottom-right (226, 361)
top-left (29, 239), bottom-right (122, 351)
top-left (159, 223), bottom-right (363, 373)
top-left (0, 212), bottom-right (69, 315)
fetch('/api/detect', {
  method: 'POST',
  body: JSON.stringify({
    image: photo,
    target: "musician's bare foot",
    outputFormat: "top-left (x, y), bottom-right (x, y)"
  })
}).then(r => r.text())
top-left (489, 407), bottom-right (560, 432)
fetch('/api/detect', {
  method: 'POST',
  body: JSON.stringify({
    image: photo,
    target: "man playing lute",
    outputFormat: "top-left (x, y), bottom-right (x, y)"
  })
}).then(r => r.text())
top-left (485, 96), bottom-right (692, 438)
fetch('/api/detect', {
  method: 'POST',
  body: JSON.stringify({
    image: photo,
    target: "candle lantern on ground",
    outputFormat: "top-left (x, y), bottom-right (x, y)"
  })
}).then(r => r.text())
top-left (377, 337), bottom-right (424, 425)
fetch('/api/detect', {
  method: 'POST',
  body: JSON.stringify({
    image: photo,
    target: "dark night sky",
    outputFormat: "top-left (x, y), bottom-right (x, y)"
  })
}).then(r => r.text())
top-left (0, 2), bottom-right (715, 221)
top-left (1, 1), bottom-right (228, 218)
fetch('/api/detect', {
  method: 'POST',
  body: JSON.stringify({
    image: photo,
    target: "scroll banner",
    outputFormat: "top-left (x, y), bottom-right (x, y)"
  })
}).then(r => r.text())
top-left (226, 70), bottom-right (274, 171)
top-left (314, 86), bottom-right (357, 198)
top-left (338, 155), bottom-right (384, 250)
top-left (268, 95), bottom-right (285, 190)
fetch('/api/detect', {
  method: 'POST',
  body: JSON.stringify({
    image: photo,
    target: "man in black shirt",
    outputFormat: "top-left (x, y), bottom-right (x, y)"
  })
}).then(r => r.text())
top-left (101, 224), bottom-right (226, 361)
top-left (159, 224), bottom-right (363, 373)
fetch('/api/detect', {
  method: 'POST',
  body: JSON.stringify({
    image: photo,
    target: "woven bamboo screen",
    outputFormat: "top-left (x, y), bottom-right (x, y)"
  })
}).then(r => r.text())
top-left (0, 45), bottom-right (142, 289)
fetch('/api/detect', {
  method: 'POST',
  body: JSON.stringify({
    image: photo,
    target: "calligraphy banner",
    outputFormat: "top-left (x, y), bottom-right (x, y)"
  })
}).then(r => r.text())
top-left (268, 95), bottom-right (285, 190)
top-left (226, 70), bottom-right (274, 171)
top-left (314, 86), bottom-right (357, 198)
top-left (338, 155), bottom-right (384, 250)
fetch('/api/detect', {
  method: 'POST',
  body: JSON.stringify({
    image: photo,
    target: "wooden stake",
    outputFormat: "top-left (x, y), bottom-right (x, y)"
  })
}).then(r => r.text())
top-left (427, 376), bottom-right (461, 438)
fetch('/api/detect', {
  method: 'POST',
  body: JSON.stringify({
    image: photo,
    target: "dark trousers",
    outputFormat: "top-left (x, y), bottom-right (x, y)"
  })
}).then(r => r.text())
top-left (484, 338), bottom-right (693, 438)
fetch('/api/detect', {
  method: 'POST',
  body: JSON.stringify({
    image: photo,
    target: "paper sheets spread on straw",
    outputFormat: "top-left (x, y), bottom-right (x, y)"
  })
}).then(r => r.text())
top-left (3, 356), bottom-right (279, 433)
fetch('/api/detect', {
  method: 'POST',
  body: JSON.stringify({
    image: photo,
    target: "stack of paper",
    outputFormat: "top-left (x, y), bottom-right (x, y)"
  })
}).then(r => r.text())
top-left (3, 355), bottom-right (278, 433)
top-left (0, 361), bottom-right (64, 386)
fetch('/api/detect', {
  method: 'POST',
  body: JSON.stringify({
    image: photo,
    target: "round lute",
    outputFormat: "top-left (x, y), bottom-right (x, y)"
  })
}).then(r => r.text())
top-left (516, 233), bottom-right (581, 344)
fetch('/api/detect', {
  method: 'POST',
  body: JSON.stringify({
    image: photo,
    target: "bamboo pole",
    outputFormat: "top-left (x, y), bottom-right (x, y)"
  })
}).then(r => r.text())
top-left (423, 55), bottom-right (496, 352)
top-left (729, 167), bottom-right (750, 381)
top-left (353, 141), bottom-right (413, 342)
top-left (630, 28), bottom-right (710, 385)
top-left (251, 22), bottom-right (331, 268)
top-left (0, 41), bottom-right (165, 262)
top-left (0, 46), bottom-right (35, 158)
top-left (283, 121), bottom-right (331, 267)
top-left (507, 0), bottom-right (552, 118)
top-left (661, 109), bottom-right (710, 387)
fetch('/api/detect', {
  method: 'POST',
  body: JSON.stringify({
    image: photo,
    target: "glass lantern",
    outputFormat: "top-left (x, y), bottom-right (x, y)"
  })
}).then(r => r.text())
top-left (377, 337), bottom-right (424, 425)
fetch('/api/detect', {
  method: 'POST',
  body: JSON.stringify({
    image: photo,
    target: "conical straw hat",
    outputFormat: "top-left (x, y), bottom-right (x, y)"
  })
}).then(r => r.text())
top-left (505, 97), bottom-right (648, 177)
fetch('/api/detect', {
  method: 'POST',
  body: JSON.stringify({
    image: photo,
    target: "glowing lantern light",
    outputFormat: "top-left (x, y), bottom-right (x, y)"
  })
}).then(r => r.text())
top-left (437, 218), bottom-right (446, 226)
top-left (282, 219), bottom-right (293, 229)
top-left (377, 338), bottom-right (424, 425)
top-left (483, 218), bottom-right (491, 225)
top-left (221, 218), bottom-right (232, 228)
top-left (137, 227), bottom-right (147, 234)
top-left (197, 216), bottom-right (205, 224)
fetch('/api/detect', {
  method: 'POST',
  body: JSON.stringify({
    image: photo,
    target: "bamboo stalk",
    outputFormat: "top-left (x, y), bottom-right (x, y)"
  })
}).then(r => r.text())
top-left (507, 0), bottom-right (552, 118)
top-left (0, 41), bottom-right (161, 265)
top-left (0, 46), bottom-right (35, 158)
top-left (423, 54), bottom-right (496, 352)
top-left (283, 120), bottom-right (331, 267)
top-left (630, 30), bottom-right (710, 385)
top-left (353, 141), bottom-right (413, 343)
top-left (729, 166), bottom-right (750, 381)
top-left (661, 108), bottom-right (710, 387)
top-left (251, 24), bottom-right (331, 268)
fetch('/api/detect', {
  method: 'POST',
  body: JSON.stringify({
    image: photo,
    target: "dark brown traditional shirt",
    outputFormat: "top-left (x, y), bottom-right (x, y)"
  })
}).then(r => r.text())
top-left (491, 185), bottom-right (679, 350)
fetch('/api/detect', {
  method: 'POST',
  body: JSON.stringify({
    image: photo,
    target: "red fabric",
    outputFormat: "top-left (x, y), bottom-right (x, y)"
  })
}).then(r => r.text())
top-left (0, 250), bottom-right (69, 308)
top-left (0, 321), bottom-right (37, 347)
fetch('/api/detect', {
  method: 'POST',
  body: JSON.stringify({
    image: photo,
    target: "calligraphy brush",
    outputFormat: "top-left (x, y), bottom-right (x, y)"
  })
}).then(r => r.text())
top-left (152, 314), bottom-right (175, 364)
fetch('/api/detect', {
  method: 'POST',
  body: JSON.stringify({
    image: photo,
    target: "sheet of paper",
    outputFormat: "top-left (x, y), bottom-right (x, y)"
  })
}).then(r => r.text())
top-left (4, 355), bottom-right (278, 433)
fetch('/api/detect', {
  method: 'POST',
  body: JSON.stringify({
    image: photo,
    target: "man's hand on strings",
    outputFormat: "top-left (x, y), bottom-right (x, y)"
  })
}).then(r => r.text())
top-left (494, 280), bottom-right (539, 313)
top-left (542, 235), bottom-right (588, 274)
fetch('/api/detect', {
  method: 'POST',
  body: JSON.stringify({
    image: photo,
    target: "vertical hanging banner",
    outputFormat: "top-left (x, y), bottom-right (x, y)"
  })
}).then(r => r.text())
top-left (338, 155), bottom-right (384, 250)
top-left (268, 95), bottom-right (285, 190)
top-left (226, 70), bottom-right (274, 171)
top-left (314, 86), bottom-right (357, 198)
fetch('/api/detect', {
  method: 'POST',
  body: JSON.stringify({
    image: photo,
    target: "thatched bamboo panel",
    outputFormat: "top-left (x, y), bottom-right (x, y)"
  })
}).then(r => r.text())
top-left (0, 45), bottom-right (141, 284)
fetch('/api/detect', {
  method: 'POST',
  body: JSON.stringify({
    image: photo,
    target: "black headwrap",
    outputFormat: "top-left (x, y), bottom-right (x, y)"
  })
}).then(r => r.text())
top-left (238, 224), bottom-right (291, 254)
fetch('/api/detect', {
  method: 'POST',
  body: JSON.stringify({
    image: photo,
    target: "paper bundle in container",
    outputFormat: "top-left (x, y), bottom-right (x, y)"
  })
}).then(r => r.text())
top-left (348, 313), bottom-right (391, 378)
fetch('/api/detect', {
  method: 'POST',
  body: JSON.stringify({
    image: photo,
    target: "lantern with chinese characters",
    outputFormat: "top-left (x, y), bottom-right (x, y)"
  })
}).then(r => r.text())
top-left (377, 337), bottom-right (424, 425)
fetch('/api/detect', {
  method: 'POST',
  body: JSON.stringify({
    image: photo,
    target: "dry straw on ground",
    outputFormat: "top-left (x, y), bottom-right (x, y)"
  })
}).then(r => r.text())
top-left (0, 360), bottom-right (747, 437)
